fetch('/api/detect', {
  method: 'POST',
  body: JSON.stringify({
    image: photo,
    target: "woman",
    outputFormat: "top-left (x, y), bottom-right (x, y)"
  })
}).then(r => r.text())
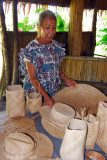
top-left (19, 10), bottom-right (77, 108)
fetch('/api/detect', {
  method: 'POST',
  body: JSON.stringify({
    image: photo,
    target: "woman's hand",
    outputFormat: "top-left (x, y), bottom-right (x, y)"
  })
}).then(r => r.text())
top-left (45, 97), bottom-right (54, 108)
top-left (65, 79), bottom-right (77, 87)
top-left (59, 68), bottom-right (77, 88)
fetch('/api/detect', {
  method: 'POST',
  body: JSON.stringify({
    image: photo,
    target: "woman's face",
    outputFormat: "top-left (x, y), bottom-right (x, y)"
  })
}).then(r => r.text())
top-left (41, 17), bottom-right (56, 44)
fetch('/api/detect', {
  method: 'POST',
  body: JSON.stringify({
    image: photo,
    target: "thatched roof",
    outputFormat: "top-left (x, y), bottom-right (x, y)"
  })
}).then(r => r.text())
top-left (1, 0), bottom-right (107, 9)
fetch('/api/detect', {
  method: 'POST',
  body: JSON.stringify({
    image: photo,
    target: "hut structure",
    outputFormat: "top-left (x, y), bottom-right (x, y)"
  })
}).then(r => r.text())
top-left (0, 0), bottom-right (107, 97)
top-left (0, 0), bottom-right (107, 158)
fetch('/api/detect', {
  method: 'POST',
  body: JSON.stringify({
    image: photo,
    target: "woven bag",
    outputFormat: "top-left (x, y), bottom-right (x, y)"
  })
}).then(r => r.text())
top-left (27, 92), bottom-right (42, 114)
top-left (96, 101), bottom-right (107, 154)
top-left (6, 85), bottom-right (26, 118)
top-left (60, 119), bottom-right (87, 160)
top-left (84, 114), bottom-right (100, 149)
top-left (27, 80), bottom-right (42, 114)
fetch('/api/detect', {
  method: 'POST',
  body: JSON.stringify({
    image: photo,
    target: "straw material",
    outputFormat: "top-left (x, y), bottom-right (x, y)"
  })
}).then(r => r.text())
top-left (1, 116), bottom-right (37, 136)
top-left (0, 111), bottom-right (54, 160)
top-left (96, 101), bottom-right (107, 154)
top-left (6, 85), bottom-right (26, 118)
top-left (0, 111), bottom-right (37, 140)
top-left (50, 103), bottom-right (75, 127)
top-left (52, 84), bottom-right (107, 116)
top-left (60, 119), bottom-right (87, 160)
top-left (27, 92), bottom-right (42, 114)
top-left (41, 118), bottom-right (64, 139)
top-left (84, 114), bottom-right (100, 149)
top-left (4, 132), bottom-right (35, 160)
top-left (40, 103), bottom-right (80, 138)
top-left (23, 156), bottom-right (61, 160)
top-left (86, 151), bottom-right (106, 160)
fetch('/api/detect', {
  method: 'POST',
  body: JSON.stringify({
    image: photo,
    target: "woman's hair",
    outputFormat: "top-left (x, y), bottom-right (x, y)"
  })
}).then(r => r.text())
top-left (37, 10), bottom-right (57, 39)
top-left (39, 10), bottom-right (56, 25)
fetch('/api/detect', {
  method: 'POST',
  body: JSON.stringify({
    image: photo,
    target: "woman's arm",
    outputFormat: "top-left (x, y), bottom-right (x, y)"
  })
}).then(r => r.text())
top-left (26, 61), bottom-right (54, 108)
top-left (59, 66), bottom-right (77, 87)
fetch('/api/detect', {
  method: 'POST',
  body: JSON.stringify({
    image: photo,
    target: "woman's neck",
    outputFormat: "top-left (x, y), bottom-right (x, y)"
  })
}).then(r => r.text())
top-left (37, 37), bottom-right (52, 44)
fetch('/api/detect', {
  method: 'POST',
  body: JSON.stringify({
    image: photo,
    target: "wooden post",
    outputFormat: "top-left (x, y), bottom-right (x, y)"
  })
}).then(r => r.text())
top-left (90, 0), bottom-right (99, 56)
top-left (68, 0), bottom-right (84, 56)
top-left (11, 0), bottom-right (19, 84)
top-left (0, 1), bottom-right (10, 85)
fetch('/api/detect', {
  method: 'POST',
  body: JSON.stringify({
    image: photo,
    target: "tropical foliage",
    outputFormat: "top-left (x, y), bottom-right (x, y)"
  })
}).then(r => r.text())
top-left (96, 28), bottom-right (107, 55)
top-left (95, 11), bottom-right (107, 56)
top-left (18, 7), bottom-right (69, 32)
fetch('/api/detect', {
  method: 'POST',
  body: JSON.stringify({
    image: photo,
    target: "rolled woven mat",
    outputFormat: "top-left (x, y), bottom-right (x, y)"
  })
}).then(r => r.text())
top-left (51, 84), bottom-right (107, 115)
top-left (0, 116), bottom-right (37, 136)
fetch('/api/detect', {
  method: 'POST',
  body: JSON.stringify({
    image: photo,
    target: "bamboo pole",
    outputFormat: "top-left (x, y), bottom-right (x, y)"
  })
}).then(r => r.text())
top-left (11, 0), bottom-right (19, 84)
top-left (0, 1), bottom-right (10, 85)
top-left (68, 0), bottom-right (84, 56)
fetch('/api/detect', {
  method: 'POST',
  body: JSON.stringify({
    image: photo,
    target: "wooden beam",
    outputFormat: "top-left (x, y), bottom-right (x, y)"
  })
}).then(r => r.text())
top-left (1, 0), bottom-right (70, 7)
top-left (90, 0), bottom-right (99, 56)
top-left (0, 1), bottom-right (10, 85)
top-left (1, 0), bottom-right (107, 10)
top-left (68, 0), bottom-right (84, 56)
top-left (11, 0), bottom-right (19, 84)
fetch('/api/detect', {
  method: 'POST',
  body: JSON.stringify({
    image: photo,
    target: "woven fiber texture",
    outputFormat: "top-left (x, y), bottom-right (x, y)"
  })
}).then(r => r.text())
top-left (60, 119), bottom-right (87, 160)
top-left (96, 101), bottom-right (107, 154)
top-left (4, 132), bottom-right (35, 160)
top-left (23, 156), bottom-right (61, 160)
top-left (40, 103), bottom-right (80, 138)
top-left (6, 85), bottom-right (26, 118)
top-left (41, 118), bottom-right (64, 139)
top-left (1, 116), bottom-right (37, 136)
top-left (52, 84), bottom-right (107, 115)
top-left (84, 114), bottom-right (100, 149)
top-left (27, 92), bottom-right (42, 114)
top-left (0, 111), bottom-right (54, 160)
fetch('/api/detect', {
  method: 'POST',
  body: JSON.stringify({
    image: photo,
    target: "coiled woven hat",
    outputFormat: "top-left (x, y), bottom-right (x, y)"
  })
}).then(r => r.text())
top-left (40, 103), bottom-right (80, 139)
top-left (0, 132), bottom-right (54, 160)
top-left (4, 132), bottom-right (35, 160)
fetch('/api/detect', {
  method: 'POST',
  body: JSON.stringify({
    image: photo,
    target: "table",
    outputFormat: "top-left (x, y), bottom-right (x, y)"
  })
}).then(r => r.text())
top-left (27, 111), bottom-right (107, 160)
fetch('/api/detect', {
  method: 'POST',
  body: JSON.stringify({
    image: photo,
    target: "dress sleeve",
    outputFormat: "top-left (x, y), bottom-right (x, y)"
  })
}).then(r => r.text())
top-left (54, 40), bottom-right (66, 63)
top-left (59, 47), bottom-right (65, 63)
top-left (18, 43), bottom-right (37, 76)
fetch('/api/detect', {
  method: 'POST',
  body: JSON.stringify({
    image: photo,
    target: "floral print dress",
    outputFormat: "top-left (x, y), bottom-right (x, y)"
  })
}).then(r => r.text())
top-left (19, 39), bottom-right (65, 97)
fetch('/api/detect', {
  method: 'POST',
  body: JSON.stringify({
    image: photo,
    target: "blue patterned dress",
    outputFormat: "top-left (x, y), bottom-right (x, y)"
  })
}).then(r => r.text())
top-left (19, 39), bottom-right (65, 96)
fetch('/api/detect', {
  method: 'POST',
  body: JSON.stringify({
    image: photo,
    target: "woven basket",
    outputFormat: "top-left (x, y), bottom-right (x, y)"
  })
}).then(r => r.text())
top-left (96, 101), bottom-right (107, 154)
top-left (60, 119), bottom-right (87, 160)
top-left (27, 92), bottom-right (42, 114)
top-left (6, 85), bottom-right (26, 118)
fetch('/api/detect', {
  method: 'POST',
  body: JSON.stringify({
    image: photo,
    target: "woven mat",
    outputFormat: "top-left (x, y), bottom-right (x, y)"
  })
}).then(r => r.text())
top-left (0, 111), bottom-right (37, 137)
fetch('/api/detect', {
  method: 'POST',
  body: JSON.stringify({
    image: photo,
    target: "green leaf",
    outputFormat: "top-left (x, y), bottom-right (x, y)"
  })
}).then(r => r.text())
top-left (23, 17), bottom-right (29, 25)
top-left (35, 8), bottom-right (45, 13)
top-left (99, 28), bottom-right (107, 33)
top-left (56, 14), bottom-right (65, 31)
top-left (18, 23), bottom-right (24, 28)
